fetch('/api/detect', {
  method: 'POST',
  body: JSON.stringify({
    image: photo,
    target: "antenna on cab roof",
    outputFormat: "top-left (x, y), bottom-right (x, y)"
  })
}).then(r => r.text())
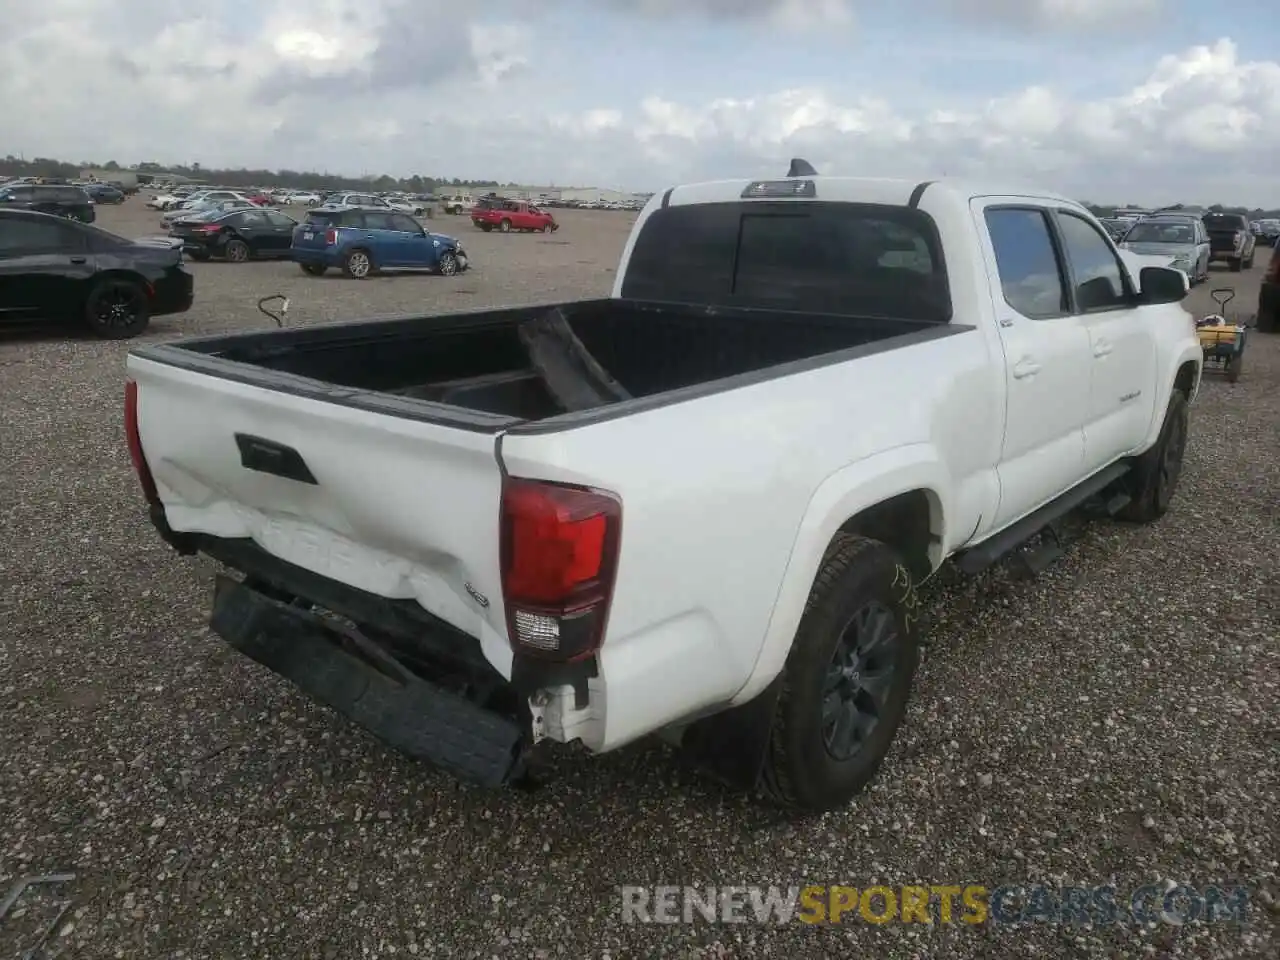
top-left (787, 158), bottom-right (818, 177)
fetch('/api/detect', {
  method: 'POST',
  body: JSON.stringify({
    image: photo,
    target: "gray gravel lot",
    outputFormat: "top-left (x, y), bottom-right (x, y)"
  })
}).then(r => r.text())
top-left (1, 201), bottom-right (1277, 959)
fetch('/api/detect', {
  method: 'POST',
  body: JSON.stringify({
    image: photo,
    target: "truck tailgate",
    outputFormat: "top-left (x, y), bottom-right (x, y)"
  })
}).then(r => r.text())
top-left (127, 354), bottom-right (510, 665)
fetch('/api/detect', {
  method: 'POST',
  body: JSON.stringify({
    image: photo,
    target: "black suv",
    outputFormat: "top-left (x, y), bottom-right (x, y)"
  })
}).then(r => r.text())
top-left (0, 183), bottom-right (95, 223)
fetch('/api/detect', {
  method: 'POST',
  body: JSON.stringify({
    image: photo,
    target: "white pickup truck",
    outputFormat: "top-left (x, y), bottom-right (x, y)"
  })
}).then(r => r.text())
top-left (125, 166), bottom-right (1204, 812)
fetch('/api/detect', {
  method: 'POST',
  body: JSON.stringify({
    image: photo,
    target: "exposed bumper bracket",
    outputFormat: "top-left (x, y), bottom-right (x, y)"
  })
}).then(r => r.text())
top-left (210, 575), bottom-right (528, 788)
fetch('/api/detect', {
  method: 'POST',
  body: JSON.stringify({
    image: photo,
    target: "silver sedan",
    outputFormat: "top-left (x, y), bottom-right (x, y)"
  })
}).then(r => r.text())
top-left (1118, 217), bottom-right (1211, 285)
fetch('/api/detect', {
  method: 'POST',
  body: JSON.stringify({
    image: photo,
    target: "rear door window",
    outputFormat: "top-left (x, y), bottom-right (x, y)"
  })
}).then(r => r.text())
top-left (984, 208), bottom-right (1068, 319)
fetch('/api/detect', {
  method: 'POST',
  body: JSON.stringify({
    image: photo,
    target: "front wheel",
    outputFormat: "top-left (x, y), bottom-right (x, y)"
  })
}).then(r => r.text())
top-left (542, 223), bottom-right (554, 234)
top-left (499, 219), bottom-right (511, 233)
top-left (1117, 390), bottom-right (1189, 523)
top-left (758, 534), bottom-right (920, 813)
top-left (1229, 257), bottom-right (1243, 272)
top-left (85, 278), bottom-right (150, 339)
top-left (437, 251), bottom-right (459, 276)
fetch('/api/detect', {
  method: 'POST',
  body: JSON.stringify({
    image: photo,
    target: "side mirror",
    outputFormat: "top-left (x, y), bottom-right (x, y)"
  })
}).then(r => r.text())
top-left (1139, 266), bottom-right (1188, 304)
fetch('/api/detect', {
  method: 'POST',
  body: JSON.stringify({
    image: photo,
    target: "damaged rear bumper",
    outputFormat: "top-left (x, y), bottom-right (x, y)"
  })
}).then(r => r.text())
top-left (210, 574), bottom-right (528, 787)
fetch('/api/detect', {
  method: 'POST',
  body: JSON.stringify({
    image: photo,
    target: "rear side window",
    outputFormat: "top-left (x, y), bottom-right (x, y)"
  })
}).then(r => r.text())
top-left (621, 201), bottom-right (951, 321)
top-left (306, 210), bottom-right (360, 228)
top-left (362, 212), bottom-right (398, 231)
top-left (984, 208), bottom-right (1067, 319)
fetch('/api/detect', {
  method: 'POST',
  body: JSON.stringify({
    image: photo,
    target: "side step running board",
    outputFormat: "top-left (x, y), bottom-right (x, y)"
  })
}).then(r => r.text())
top-left (519, 307), bottom-right (632, 412)
top-left (210, 575), bottom-right (528, 788)
top-left (954, 461), bottom-right (1130, 575)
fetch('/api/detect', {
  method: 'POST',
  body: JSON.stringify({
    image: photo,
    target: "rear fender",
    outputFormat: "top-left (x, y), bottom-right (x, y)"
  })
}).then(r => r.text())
top-left (730, 444), bottom-right (948, 706)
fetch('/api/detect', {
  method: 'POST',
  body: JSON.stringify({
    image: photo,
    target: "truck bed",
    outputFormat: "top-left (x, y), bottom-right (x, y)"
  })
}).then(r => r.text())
top-left (131, 298), bottom-right (958, 430)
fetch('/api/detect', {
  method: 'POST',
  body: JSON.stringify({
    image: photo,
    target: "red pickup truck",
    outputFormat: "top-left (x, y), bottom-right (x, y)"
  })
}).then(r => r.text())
top-left (472, 198), bottom-right (558, 234)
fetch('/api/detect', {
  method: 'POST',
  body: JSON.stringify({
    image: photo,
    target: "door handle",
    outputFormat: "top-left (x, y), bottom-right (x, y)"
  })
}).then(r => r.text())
top-left (69, 256), bottom-right (86, 264)
top-left (1093, 338), bottom-right (1113, 358)
top-left (1012, 357), bottom-right (1041, 379)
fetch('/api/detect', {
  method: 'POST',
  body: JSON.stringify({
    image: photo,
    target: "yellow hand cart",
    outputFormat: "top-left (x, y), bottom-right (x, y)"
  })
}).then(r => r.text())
top-left (1196, 288), bottom-right (1247, 383)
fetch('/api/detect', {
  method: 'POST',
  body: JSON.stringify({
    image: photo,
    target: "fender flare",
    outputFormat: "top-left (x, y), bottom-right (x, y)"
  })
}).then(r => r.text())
top-left (729, 443), bottom-right (950, 706)
top-left (1142, 345), bottom-right (1202, 450)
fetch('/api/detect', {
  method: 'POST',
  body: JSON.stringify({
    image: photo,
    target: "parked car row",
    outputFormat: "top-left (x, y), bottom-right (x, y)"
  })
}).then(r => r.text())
top-left (157, 203), bottom-right (470, 279)
top-left (1109, 210), bottom-right (1259, 285)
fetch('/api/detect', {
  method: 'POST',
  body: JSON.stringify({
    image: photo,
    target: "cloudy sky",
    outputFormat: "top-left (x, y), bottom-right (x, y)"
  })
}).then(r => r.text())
top-left (2, 0), bottom-right (1278, 206)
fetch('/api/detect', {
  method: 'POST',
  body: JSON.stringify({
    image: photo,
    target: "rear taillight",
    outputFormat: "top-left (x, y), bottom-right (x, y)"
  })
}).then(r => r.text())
top-left (124, 380), bottom-right (159, 504)
top-left (325, 228), bottom-right (337, 245)
top-left (499, 478), bottom-right (622, 663)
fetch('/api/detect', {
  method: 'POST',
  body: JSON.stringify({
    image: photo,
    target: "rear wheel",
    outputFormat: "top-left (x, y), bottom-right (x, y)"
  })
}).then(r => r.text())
top-left (85, 278), bottom-right (150, 339)
top-left (300, 262), bottom-right (327, 277)
top-left (343, 248), bottom-right (372, 279)
top-left (499, 219), bottom-right (511, 233)
top-left (188, 249), bottom-right (210, 262)
top-left (480, 224), bottom-right (493, 233)
top-left (224, 238), bottom-right (250, 263)
top-left (759, 534), bottom-right (920, 813)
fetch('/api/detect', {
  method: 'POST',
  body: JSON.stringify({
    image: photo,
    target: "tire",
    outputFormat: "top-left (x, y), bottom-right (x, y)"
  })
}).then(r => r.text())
top-left (342, 248), bottom-right (373, 279)
top-left (224, 239), bottom-right (250, 263)
top-left (188, 250), bottom-right (210, 262)
top-left (1117, 390), bottom-right (1189, 523)
top-left (542, 223), bottom-right (554, 234)
top-left (499, 219), bottom-right (511, 233)
top-left (1229, 257), bottom-right (1242, 272)
top-left (84, 277), bottom-right (150, 339)
top-left (758, 534), bottom-right (921, 813)
top-left (1244, 252), bottom-right (1255, 269)
top-left (300, 263), bottom-right (327, 277)
top-left (1225, 353), bottom-right (1242, 383)
top-left (480, 224), bottom-right (493, 233)
top-left (437, 251), bottom-right (458, 276)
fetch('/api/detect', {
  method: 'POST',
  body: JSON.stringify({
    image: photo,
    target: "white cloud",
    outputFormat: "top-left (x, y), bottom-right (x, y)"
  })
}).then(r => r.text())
top-left (0, 1), bottom-right (1277, 207)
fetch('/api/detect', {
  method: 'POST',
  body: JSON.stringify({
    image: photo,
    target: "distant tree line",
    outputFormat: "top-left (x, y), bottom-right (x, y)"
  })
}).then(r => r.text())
top-left (0, 155), bottom-right (537, 194)
top-left (2, 155), bottom-right (1275, 215)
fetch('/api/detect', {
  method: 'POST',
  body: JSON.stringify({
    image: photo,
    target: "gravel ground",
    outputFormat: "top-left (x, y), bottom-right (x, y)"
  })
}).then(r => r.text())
top-left (0, 201), bottom-right (1276, 959)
